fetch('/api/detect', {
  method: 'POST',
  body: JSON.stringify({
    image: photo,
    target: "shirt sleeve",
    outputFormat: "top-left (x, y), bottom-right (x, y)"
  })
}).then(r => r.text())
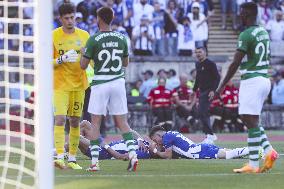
top-left (162, 133), bottom-right (174, 149)
top-left (84, 36), bottom-right (95, 60)
top-left (237, 32), bottom-right (249, 53)
top-left (123, 36), bottom-right (129, 57)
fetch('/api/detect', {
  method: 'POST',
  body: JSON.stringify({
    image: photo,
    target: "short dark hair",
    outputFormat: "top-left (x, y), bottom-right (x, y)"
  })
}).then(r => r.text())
top-left (240, 2), bottom-right (258, 18)
top-left (149, 125), bottom-right (165, 138)
top-left (195, 46), bottom-right (206, 52)
top-left (97, 7), bottom-right (114, 25)
top-left (58, 3), bottom-right (76, 16)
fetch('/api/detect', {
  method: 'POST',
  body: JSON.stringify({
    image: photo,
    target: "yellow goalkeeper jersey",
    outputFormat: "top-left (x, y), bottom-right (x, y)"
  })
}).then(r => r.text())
top-left (53, 27), bottom-right (89, 91)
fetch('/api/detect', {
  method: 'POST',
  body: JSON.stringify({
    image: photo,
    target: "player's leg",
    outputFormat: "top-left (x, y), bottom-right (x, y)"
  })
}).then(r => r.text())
top-left (53, 90), bottom-right (69, 169)
top-left (113, 114), bottom-right (138, 171)
top-left (66, 91), bottom-right (85, 169)
top-left (217, 147), bottom-right (249, 159)
top-left (109, 78), bottom-right (138, 171)
top-left (86, 84), bottom-right (108, 171)
top-left (232, 115), bottom-right (261, 173)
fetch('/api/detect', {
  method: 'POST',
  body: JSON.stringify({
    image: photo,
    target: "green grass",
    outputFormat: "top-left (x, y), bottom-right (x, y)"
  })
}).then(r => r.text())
top-left (1, 136), bottom-right (284, 189)
top-left (54, 141), bottom-right (284, 189)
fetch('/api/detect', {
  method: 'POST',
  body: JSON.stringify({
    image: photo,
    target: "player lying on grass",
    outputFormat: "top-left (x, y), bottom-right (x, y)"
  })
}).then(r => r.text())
top-left (149, 125), bottom-right (249, 160)
top-left (78, 120), bottom-right (151, 163)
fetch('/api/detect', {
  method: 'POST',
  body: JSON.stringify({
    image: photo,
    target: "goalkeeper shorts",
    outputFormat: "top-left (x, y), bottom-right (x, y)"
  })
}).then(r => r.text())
top-left (53, 90), bottom-right (85, 117)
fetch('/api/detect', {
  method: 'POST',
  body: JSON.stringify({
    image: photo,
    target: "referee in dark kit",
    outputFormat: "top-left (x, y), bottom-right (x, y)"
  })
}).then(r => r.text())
top-left (193, 46), bottom-right (220, 144)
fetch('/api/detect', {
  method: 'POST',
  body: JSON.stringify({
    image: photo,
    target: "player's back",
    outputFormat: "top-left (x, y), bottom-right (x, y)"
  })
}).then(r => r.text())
top-left (163, 131), bottom-right (195, 158)
top-left (85, 31), bottom-right (128, 85)
top-left (53, 27), bottom-right (89, 91)
top-left (238, 26), bottom-right (270, 80)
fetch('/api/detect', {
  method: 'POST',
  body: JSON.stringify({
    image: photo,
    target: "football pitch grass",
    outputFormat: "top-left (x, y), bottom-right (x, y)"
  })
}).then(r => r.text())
top-left (1, 132), bottom-right (283, 189)
top-left (54, 133), bottom-right (284, 189)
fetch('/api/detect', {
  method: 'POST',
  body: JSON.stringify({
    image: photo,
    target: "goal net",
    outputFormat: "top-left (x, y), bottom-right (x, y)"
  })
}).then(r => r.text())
top-left (0, 0), bottom-right (53, 189)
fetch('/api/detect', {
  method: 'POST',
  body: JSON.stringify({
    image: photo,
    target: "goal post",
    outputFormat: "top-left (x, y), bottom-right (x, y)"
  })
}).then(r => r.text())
top-left (0, 0), bottom-right (54, 188)
top-left (34, 0), bottom-right (54, 188)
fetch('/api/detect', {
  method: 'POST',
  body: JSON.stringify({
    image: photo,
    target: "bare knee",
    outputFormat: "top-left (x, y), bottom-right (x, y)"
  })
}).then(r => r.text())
top-left (240, 115), bottom-right (259, 129)
top-left (55, 115), bottom-right (66, 126)
top-left (69, 116), bottom-right (80, 127)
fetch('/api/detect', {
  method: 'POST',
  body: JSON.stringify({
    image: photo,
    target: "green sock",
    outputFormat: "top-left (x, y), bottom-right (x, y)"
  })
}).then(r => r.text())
top-left (259, 126), bottom-right (272, 155)
top-left (122, 132), bottom-right (137, 159)
top-left (90, 139), bottom-right (100, 165)
top-left (248, 127), bottom-right (261, 168)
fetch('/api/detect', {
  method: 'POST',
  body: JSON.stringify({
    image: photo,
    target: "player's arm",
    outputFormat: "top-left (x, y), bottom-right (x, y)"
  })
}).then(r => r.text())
top-left (155, 147), bottom-right (173, 159)
top-left (80, 37), bottom-right (94, 69)
top-left (105, 146), bottom-right (128, 160)
top-left (215, 33), bottom-right (248, 96)
top-left (80, 56), bottom-right (90, 70)
top-left (122, 36), bottom-right (129, 67)
top-left (215, 51), bottom-right (245, 96)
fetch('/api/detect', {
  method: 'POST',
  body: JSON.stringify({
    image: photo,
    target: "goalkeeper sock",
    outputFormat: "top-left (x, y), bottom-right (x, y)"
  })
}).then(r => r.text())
top-left (54, 125), bottom-right (65, 159)
top-left (122, 132), bottom-right (137, 159)
top-left (248, 127), bottom-right (261, 168)
top-left (68, 126), bottom-right (80, 162)
top-left (259, 125), bottom-right (272, 156)
top-left (90, 139), bottom-right (100, 165)
top-left (225, 147), bottom-right (249, 159)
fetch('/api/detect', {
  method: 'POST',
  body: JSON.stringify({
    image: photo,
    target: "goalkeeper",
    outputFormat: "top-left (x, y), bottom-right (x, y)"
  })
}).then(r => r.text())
top-left (52, 3), bottom-right (89, 170)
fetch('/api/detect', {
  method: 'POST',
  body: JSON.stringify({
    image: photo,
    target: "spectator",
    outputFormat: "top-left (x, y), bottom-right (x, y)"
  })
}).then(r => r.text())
top-left (152, 2), bottom-right (165, 56)
top-left (164, 0), bottom-right (180, 56)
top-left (220, 0), bottom-right (237, 30)
top-left (266, 11), bottom-right (284, 41)
top-left (148, 77), bottom-right (173, 131)
top-left (166, 69), bottom-right (180, 90)
top-left (113, 0), bottom-right (125, 25)
top-left (157, 69), bottom-right (168, 80)
top-left (140, 70), bottom-right (156, 98)
top-left (133, 0), bottom-right (154, 26)
top-left (188, 2), bottom-right (208, 49)
top-left (221, 80), bottom-right (245, 132)
top-left (257, 0), bottom-right (273, 26)
top-left (128, 80), bottom-right (146, 105)
top-left (278, 0), bottom-right (284, 12)
top-left (87, 15), bottom-right (99, 35)
top-left (177, 16), bottom-right (195, 56)
top-left (272, 71), bottom-right (284, 105)
top-left (132, 15), bottom-right (155, 56)
top-left (124, 0), bottom-right (135, 37)
top-left (131, 80), bottom-right (143, 97)
top-left (75, 12), bottom-right (89, 31)
top-left (76, 0), bottom-right (97, 22)
top-left (187, 0), bottom-right (209, 16)
top-left (172, 73), bottom-right (197, 125)
top-left (187, 68), bottom-right (196, 88)
top-left (53, 11), bottom-right (61, 29)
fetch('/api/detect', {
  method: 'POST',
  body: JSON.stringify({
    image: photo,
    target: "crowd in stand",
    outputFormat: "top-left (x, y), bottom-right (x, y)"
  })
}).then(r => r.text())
top-left (127, 67), bottom-right (284, 132)
top-left (50, 0), bottom-right (284, 56)
top-left (1, 0), bottom-right (284, 55)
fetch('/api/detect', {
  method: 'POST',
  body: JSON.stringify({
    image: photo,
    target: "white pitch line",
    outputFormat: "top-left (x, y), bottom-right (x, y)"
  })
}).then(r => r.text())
top-left (54, 172), bottom-right (283, 178)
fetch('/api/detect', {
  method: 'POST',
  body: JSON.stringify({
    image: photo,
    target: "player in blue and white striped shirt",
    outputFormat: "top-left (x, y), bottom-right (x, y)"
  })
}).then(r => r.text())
top-left (149, 125), bottom-right (249, 160)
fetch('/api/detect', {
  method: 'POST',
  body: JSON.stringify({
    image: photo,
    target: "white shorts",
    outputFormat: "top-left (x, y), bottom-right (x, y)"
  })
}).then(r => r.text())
top-left (239, 76), bottom-right (271, 115)
top-left (88, 78), bottom-right (128, 116)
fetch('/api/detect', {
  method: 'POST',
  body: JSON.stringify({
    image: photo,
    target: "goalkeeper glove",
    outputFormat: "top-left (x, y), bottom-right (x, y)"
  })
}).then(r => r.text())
top-left (56, 49), bottom-right (78, 64)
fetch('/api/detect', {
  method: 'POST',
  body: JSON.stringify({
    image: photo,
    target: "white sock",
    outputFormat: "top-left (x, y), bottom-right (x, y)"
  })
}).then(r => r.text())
top-left (57, 153), bottom-right (64, 160)
top-left (225, 147), bottom-right (249, 159)
top-left (68, 155), bottom-right (76, 162)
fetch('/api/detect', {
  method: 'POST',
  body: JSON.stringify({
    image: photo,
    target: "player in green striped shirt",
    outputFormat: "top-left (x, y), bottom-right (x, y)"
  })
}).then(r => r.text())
top-left (214, 2), bottom-right (278, 174)
top-left (80, 7), bottom-right (138, 172)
